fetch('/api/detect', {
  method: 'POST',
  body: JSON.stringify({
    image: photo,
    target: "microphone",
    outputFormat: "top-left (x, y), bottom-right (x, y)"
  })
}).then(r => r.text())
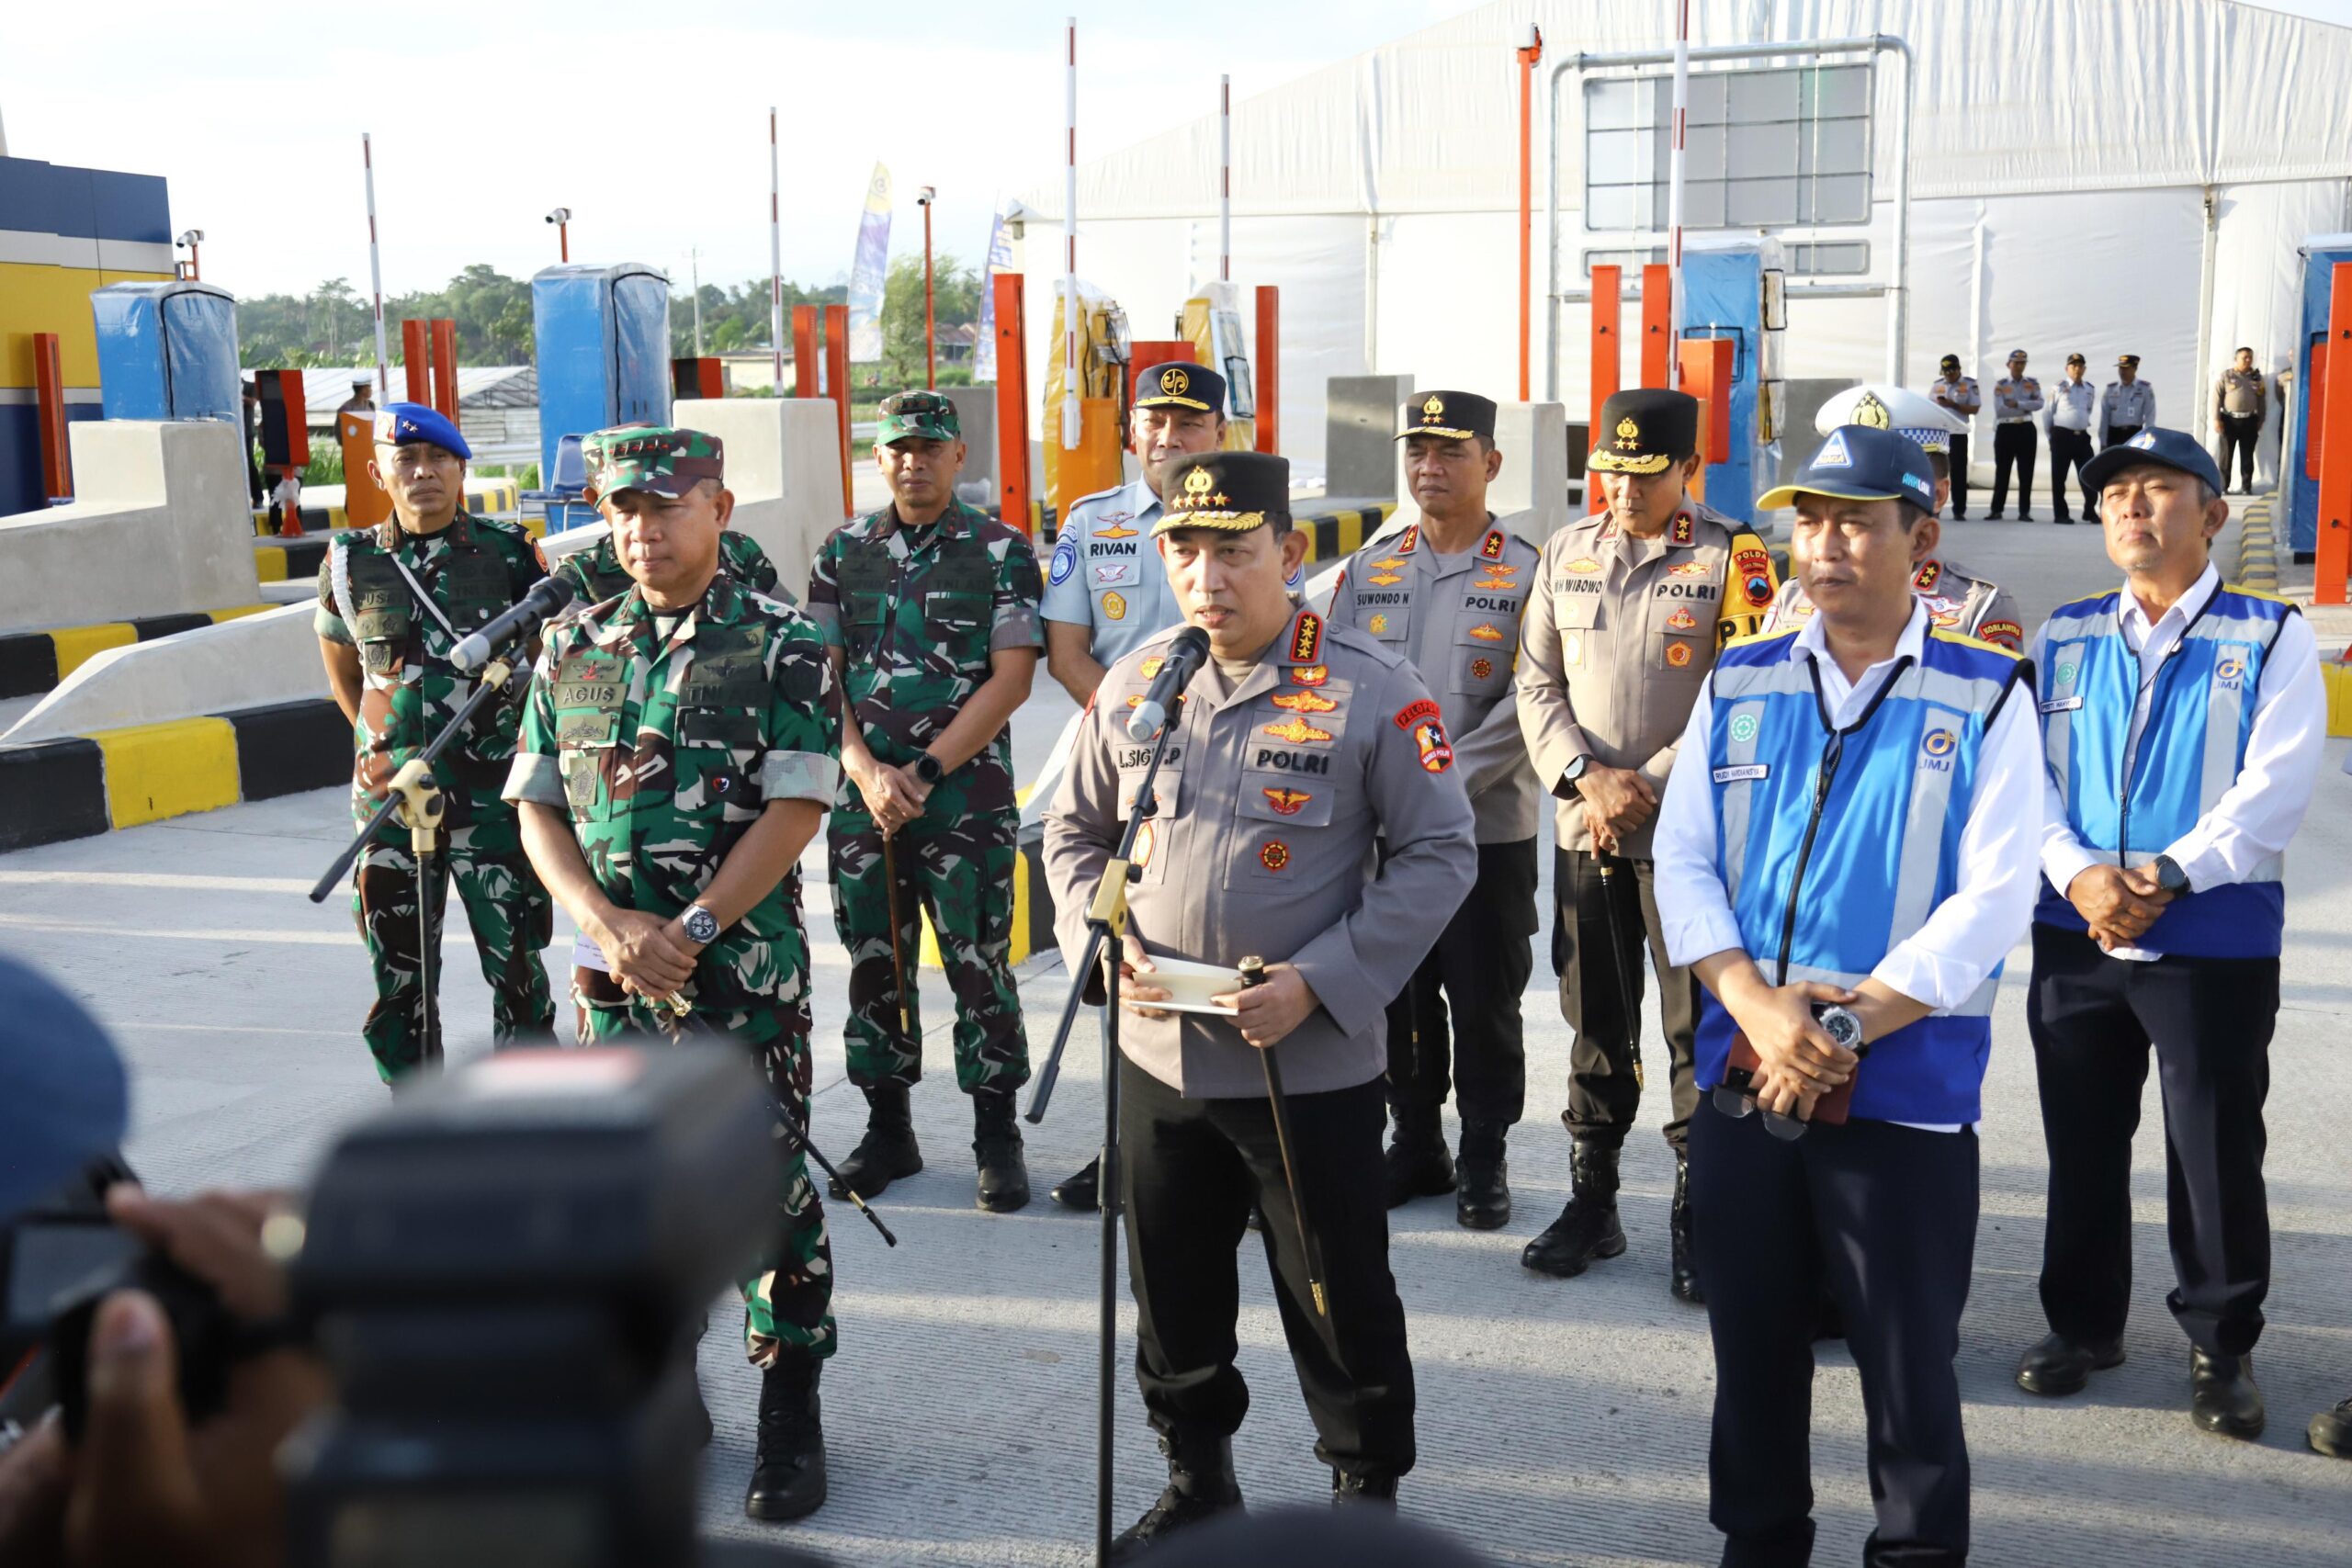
top-left (1125, 626), bottom-right (1212, 741)
top-left (450, 577), bottom-right (577, 674)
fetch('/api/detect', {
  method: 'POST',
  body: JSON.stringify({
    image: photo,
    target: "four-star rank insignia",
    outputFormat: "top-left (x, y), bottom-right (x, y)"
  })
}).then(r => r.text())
top-left (1291, 664), bottom-right (1329, 687)
top-left (1288, 611), bottom-right (1323, 665)
top-left (1271, 689), bottom-right (1338, 715)
top-left (1260, 840), bottom-right (1291, 872)
top-left (1262, 716), bottom-right (1334, 745)
top-left (1467, 623), bottom-right (1505, 642)
top-left (1262, 786), bottom-right (1312, 816)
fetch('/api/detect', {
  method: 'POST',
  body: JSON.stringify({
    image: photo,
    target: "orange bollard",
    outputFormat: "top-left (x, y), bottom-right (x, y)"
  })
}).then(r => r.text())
top-left (1640, 264), bottom-right (1672, 389)
top-left (792, 305), bottom-right (819, 398)
top-left (825, 304), bottom-right (852, 516)
top-left (401, 320), bottom-right (430, 404)
top-left (2316, 262), bottom-right (2352, 605)
top-left (993, 272), bottom-right (1032, 535)
top-left (1589, 265), bottom-right (1623, 513)
top-left (1254, 286), bottom-right (1281, 455)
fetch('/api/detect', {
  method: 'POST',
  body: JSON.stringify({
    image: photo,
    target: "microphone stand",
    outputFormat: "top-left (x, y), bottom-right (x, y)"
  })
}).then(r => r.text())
top-left (1024, 693), bottom-right (1184, 1568)
top-left (309, 655), bottom-right (533, 1072)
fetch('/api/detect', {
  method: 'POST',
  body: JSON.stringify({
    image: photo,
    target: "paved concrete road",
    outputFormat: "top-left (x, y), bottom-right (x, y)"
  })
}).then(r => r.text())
top-left (2, 511), bottom-right (2347, 1563)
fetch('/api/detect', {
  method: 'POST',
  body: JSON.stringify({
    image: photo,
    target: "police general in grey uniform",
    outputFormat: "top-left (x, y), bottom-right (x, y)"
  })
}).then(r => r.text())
top-left (1515, 389), bottom-right (1777, 1300)
top-left (1325, 389), bottom-right (1542, 1229)
top-left (1044, 449), bottom-right (1476, 1554)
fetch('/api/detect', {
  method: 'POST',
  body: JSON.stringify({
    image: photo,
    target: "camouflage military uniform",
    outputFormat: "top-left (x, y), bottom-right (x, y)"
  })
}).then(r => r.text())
top-left (503, 569), bottom-right (843, 1366)
top-left (805, 495), bottom-right (1044, 1093)
top-left (553, 528), bottom-right (786, 606)
top-left (316, 510), bottom-right (557, 1081)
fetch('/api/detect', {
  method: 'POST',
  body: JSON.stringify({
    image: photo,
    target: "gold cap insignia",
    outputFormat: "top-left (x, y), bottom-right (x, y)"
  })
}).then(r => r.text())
top-left (1422, 394), bottom-right (1445, 420)
top-left (1854, 391), bottom-right (1891, 430)
top-left (1614, 416), bottom-right (1641, 450)
top-left (1160, 367), bottom-right (1191, 397)
top-left (1182, 466), bottom-right (1216, 501)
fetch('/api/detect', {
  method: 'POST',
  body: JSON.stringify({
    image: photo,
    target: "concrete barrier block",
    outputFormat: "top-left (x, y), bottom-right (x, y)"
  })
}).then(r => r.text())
top-left (675, 398), bottom-right (846, 604)
top-left (1325, 375), bottom-right (1412, 502)
top-left (944, 387), bottom-right (997, 509)
top-left (2, 603), bottom-right (324, 747)
top-left (0, 421), bottom-right (258, 633)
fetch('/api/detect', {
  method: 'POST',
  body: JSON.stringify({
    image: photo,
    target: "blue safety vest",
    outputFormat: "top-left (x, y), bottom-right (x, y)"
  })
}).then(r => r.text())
top-left (1699, 626), bottom-right (2028, 1125)
top-left (2033, 584), bottom-right (2295, 957)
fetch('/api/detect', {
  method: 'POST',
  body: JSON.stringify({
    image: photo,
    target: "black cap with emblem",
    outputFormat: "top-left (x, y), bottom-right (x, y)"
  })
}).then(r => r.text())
top-left (1588, 388), bottom-right (1699, 475)
top-left (1396, 389), bottom-right (1497, 443)
top-left (1134, 360), bottom-right (1227, 416)
top-left (1151, 450), bottom-right (1291, 536)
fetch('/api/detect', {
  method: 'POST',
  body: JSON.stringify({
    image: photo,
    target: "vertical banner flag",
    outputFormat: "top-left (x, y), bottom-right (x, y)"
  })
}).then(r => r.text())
top-left (846, 163), bottom-right (895, 364)
top-left (974, 202), bottom-right (1013, 384)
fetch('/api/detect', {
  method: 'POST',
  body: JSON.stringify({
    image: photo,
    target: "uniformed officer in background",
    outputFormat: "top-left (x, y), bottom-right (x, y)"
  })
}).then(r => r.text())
top-left (1514, 389), bottom-right (1777, 1299)
top-left (315, 401), bottom-right (556, 1083)
top-left (1988, 348), bottom-right (2044, 521)
top-left (552, 428), bottom-right (784, 604)
top-left (1654, 423), bottom-right (2042, 1567)
top-left (2212, 345), bottom-right (2268, 494)
top-left (2099, 355), bottom-right (2156, 447)
top-left (1762, 386), bottom-right (2026, 651)
top-left (805, 390), bottom-right (1046, 1213)
top-left (1325, 390), bottom-right (1543, 1228)
top-left (1929, 354), bottom-right (1981, 518)
top-left (1041, 359), bottom-right (1232, 1213)
top-left (2046, 353), bottom-right (2099, 524)
top-left (1043, 450), bottom-right (1476, 1552)
top-left (505, 423), bottom-right (844, 1522)
top-left (2018, 428), bottom-right (2323, 1441)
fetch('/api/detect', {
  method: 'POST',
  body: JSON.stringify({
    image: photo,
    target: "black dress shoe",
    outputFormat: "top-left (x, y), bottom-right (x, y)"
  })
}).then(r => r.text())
top-left (2189, 1348), bottom-right (2265, 1440)
top-left (1331, 1470), bottom-right (1399, 1506)
top-left (2309, 1395), bottom-right (2352, 1457)
top-left (1382, 1122), bottom-right (1455, 1209)
top-left (1052, 1156), bottom-right (1101, 1211)
top-left (2015, 1332), bottom-right (2124, 1396)
top-left (2019, 512), bottom-right (2036, 522)
top-left (1454, 1121), bottom-right (1510, 1230)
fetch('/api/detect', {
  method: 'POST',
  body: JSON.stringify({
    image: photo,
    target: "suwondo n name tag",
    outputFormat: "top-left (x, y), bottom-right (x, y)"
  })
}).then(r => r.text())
top-left (1712, 763), bottom-right (1770, 784)
top-left (2039, 696), bottom-right (2084, 713)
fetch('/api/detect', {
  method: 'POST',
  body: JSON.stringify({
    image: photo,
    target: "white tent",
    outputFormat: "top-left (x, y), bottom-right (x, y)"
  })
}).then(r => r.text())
top-left (1014, 0), bottom-right (2352, 486)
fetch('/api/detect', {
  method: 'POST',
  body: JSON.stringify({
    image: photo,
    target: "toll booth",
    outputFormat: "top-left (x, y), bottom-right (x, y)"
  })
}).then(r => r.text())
top-left (2286, 233), bottom-right (2352, 557)
top-left (530, 263), bottom-right (671, 530)
top-left (89, 280), bottom-right (241, 423)
top-left (1677, 236), bottom-right (1788, 525)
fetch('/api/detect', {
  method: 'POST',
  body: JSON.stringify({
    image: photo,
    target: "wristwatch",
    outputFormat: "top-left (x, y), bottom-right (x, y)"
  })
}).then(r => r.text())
top-left (2152, 854), bottom-right (2190, 896)
top-left (1814, 1002), bottom-right (1867, 1057)
top-left (912, 752), bottom-right (946, 787)
top-left (682, 904), bottom-right (721, 947)
top-left (1561, 753), bottom-right (1592, 790)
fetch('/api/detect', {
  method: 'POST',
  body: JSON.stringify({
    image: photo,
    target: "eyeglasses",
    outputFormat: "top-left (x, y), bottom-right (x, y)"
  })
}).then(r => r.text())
top-left (1711, 1082), bottom-right (1807, 1141)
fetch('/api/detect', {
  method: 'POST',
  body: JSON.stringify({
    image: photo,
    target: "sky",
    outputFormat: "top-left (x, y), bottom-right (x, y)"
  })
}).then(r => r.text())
top-left (5, 0), bottom-right (2350, 304)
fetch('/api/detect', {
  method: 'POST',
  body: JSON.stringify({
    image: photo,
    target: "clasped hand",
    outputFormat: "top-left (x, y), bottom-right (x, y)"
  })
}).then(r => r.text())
top-left (848, 753), bottom-right (930, 836)
top-left (1724, 977), bottom-right (1862, 1121)
top-left (1114, 933), bottom-right (1320, 1049)
top-left (2066, 863), bottom-right (2173, 951)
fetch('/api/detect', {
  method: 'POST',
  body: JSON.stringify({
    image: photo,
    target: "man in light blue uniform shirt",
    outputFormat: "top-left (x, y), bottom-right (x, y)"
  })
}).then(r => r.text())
top-left (1655, 425), bottom-right (2042, 1567)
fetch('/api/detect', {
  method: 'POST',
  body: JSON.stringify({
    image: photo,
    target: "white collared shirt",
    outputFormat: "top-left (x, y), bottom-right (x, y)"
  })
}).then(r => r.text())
top-left (2048, 378), bottom-right (2097, 432)
top-left (2034, 562), bottom-right (2325, 961)
top-left (1654, 601), bottom-right (2045, 1131)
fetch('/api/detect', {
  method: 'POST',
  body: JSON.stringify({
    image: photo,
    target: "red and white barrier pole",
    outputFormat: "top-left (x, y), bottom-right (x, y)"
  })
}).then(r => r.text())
top-left (363, 133), bottom-right (390, 406)
top-left (1666, 0), bottom-right (1690, 389)
top-left (769, 107), bottom-right (786, 395)
top-left (1062, 16), bottom-right (1080, 450)
top-left (1219, 73), bottom-right (1232, 283)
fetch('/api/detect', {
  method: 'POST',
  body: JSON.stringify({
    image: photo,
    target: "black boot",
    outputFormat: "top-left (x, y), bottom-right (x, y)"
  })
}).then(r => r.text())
top-left (1383, 1104), bottom-right (1455, 1209)
top-left (830, 1082), bottom-right (922, 1201)
top-left (1521, 1139), bottom-right (1624, 1278)
top-left (1331, 1470), bottom-right (1399, 1506)
top-left (1669, 1148), bottom-right (1702, 1304)
top-left (1052, 1156), bottom-right (1100, 1211)
top-left (744, 1355), bottom-right (828, 1522)
top-left (1454, 1120), bottom-right (1510, 1231)
top-left (972, 1089), bottom-right (1032, 1213)
top-left (1110, 1429), bottom-right (1242, 1562)
top-left (2189, 1348), bottom-right (2266, 1440)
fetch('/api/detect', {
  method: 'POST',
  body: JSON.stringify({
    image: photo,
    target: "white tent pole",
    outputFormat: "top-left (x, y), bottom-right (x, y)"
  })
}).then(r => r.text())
top-left (1667, 0), bottom-right (1689, 389)
top-left (1219, 74), bottom-right (1232, 283)
top-left (770, 107), bottom-right (786, 394)
top-left (1063, 17), bottom-right (1081, 449)
top-left (363, 133), bottom-right (390, 404)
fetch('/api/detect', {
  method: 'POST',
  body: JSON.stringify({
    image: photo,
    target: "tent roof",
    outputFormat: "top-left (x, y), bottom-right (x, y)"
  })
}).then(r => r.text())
top-left (1021, 0), bottom-right (2352, 221)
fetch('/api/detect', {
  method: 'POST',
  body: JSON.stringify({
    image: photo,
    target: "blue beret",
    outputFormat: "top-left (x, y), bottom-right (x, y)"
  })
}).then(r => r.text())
top-left (372, 401), bottom-right (471, 460)
top-left (0, 952), bottom-right (130, 1224)
top-left (2079, 426), bottom-right (2222, 498)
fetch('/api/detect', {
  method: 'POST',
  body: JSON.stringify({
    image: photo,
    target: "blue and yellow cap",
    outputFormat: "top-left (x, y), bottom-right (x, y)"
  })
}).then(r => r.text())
top-left (1756, 424), bottom-right (1936, 513)
top-left (2079, 426), bottom-right (2222, 497)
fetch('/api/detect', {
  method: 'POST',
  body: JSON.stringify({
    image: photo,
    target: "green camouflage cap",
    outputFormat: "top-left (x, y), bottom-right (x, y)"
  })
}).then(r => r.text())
top-left (581, 423), bottom-right (724, 501)
top-left (876, 389), bottom-right (960, 446)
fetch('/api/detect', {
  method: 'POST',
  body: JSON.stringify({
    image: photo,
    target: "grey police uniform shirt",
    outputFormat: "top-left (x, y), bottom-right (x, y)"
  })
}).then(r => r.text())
top-left (1515, 502), bottom-right (1767, 861)
top-left (1759, 557), bottom-right (2026, 652)
top-left (1043, 605), bottom-right (1477, 1100)
top-left (1324, 513), bottom-right (1544, 843)
top-left (2214, 367), bottom-right (2267, 421)
top-left (1930, 375), bottom-right (1982, 426)
top-left (2046, 378), bottom-right (2097, 434)
top-left (1041, 476), bottom-right (1308, 667)
top-left (2099, 379), bottom-right (2157, 443)
top-left (1993, 375), bottom-right (2044, 422)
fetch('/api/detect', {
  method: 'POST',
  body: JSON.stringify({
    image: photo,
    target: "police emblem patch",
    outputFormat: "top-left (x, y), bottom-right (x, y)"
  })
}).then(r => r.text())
top-left (1467, 624), bottom-right (1505, 642)
top-left (1102, 591), bottom-right (1127, 621)
top-left (1095, 523), bottom-right (1138, 540)
top-left (1271, 689), bottom-right (1338, 714)
top-left (1263, 786), bottom-right (1311, 816)
top-left (1565, 557), bottom-right (1602, 575)
top-left (1728, 712), bottom-right (1760, 745)
top-left (1049, 539), bottom-right (1077, 584)
top-left (1367, 613), bottom-right (1391, 635)
top-left (1368, 572), bottom-right (1404, 586)
top-left (1667, 606), bottom-right (1699, 631)
top-left (1262, 716), bottom-right (1334, 744)
top-left (1291, 664), bottom-right (1329, 687)
top-left (1260, 840), bottom-right (1291, 872)
top-left (1414, 719), bottom-right (1454, 773)
top-left (1665, 641), bottom-right (1693, 667)
top-left (1471, 657), bottom-right (1494, 680)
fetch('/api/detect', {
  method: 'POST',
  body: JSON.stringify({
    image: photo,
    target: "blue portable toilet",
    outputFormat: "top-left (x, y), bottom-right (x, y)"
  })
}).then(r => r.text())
top-left (1675, 236), bottom-right (1788, 525)
top-left (2284, 233), bottom-right (2352, 557)
top-left (89, 281), bottom-right (242, 423)
top-left (531, 263), bottom-right (671, 530)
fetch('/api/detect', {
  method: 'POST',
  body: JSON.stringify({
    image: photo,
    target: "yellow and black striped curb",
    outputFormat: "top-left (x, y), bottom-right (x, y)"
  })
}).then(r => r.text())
top-left (0, 605), bottom-right (274, 700)
top-left (0, 700), bottom-right (349, 852)
top-left (251, 479), bottom-right (523, 536)
top-left (2232, 499), bottom-right (2278, 593)
top-left (1295, 502), bottom-right (1400, 565)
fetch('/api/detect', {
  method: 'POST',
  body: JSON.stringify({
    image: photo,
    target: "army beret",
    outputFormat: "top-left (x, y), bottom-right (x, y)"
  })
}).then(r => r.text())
top-left (372, 401), bottom-right (470, 460)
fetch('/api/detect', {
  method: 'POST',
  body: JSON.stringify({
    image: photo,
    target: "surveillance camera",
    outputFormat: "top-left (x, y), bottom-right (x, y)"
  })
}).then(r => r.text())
top-left (917, 186), bottom-right (936, 206)
top-left (176, 229), bottom-right (204, 246)
top-left (545, 207), bottom-right (571, 225)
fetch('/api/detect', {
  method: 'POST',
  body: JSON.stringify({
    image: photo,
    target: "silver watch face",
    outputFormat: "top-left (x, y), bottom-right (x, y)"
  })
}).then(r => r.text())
top-left (1815, 1004), bottom-right (1863, 1050)
top-left (684, 907), bottom-right (720, 944)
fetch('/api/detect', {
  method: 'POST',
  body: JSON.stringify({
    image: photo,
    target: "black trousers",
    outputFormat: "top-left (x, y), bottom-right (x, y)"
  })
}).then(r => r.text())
top-left (2025, 923), bottom-right (2277, 1358)
top-left (1385, 837), bottom-right (1537, 1129)
top-left (2104, 423), bottom-right (2143, 450)
top-left (1555, 848), bottom-right (1702, 1150)
top-left (2047, 427), bottom-right (2096, 521)
top-left (2218, 414), bottom-right (2262, 491)
top-left (1689, 1100), bottom-right (1979, 1567)
top-left (1989, 423), bottom-right (2038, 517)
top-left (1121, 1057), bottom-right (1416, 1477)
top-left (1946, 434), bottom-right (1971, 516)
